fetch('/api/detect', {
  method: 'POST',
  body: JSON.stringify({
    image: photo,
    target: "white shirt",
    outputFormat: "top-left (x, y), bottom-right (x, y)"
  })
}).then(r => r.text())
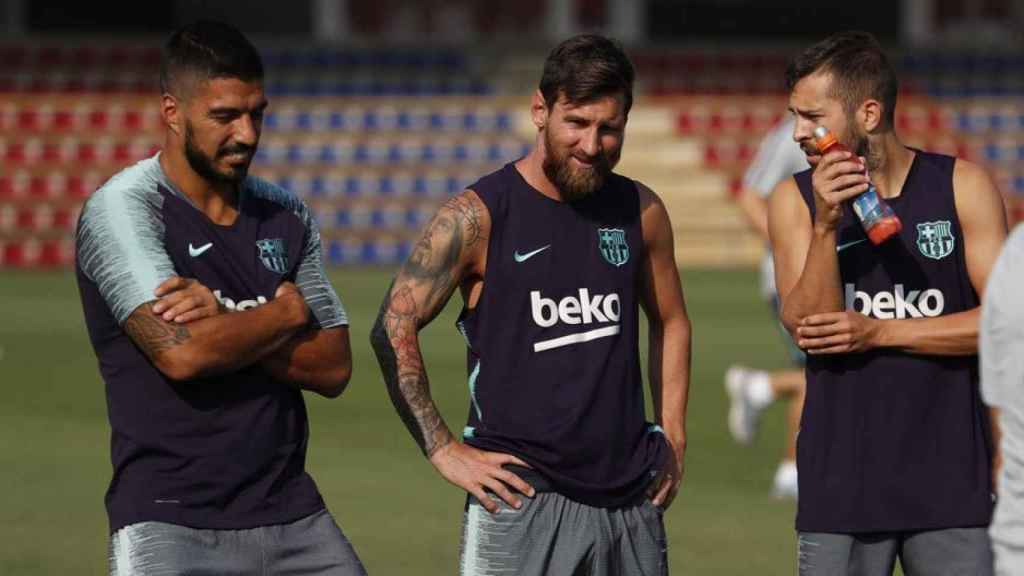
top-left (742, 116), bottom-right (810, 298)
top-left (981, 223), bottom-right (1024, 560)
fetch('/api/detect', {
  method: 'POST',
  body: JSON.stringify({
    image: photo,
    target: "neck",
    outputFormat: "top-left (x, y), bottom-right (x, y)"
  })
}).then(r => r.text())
top-left (515, 136), bottom-right (565, 202)
top-left (159, 138), bottom-right (240, 226)
top-left (864, 131), bottom-right (914, 200)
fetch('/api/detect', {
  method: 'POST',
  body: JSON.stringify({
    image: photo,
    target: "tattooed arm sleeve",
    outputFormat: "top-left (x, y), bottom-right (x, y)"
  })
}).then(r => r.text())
top-left (370, 190), bottom-right (487, 457)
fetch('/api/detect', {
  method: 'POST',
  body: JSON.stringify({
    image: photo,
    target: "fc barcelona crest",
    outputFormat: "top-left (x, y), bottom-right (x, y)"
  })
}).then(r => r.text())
top-left (256, 238), bottom-right (289, 274)
top-left (916, 221), bottom-right (955, 260)
top-left (598, 228), bottom-right (629, 267)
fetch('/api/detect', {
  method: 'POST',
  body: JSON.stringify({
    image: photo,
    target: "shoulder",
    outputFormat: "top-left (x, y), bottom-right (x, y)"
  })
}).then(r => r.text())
top-left (634, 179), bottom-right (665, 214)
top-left (985, 224), bottom-right (1024, 309)
top-left (951, 157), bottom-right (998, 193)
top-left (767, 174), bottom-right (812, 233)
top-left (243, 175), bottom-right (326, 241)
top-left (951, 157), bottom-right (1005, 224)
top-left (245, 175), bottom-right (311, 216)
top-left (632, 179), bottom-right (673, 247)
top-left (768, 173), bottom-right (804, 207)
top-left (440, 188), bottom-right (489, 237)
top-left (467, 164), bottom-right (513, 203)
top-left (81, 156), bottom-right (165, 220)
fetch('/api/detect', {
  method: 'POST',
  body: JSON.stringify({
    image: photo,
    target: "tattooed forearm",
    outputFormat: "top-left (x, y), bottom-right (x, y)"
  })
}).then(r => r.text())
top-left (125, 307), bottom-right (192, 359)
top-left (370, 192), bottom-right (485, 457)
top-left (371, 283), bottom-right (453, 456)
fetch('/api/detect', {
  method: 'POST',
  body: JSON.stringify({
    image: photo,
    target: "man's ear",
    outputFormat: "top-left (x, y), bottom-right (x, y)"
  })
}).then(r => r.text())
top-left (531, 89), bottom-right (549, 131)
top-left (161, 93), bottom-right (182, 136)
top-left (858, 98), bottom-right (883, 133)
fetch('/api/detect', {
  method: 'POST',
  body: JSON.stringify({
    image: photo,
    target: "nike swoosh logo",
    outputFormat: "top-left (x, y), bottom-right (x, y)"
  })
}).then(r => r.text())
top-left (189, 242), bottom-right (213, 257)
top-left (514, 245), bottom-right (550, 263)
top-left (836, 238), bottom-right (868, 253)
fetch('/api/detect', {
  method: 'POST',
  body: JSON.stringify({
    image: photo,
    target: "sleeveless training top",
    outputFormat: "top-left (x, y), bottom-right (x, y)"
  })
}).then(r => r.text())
top-left (795, 150), bottom-right (993, 532)
top-left (458, 163), bottom-right (667, 508)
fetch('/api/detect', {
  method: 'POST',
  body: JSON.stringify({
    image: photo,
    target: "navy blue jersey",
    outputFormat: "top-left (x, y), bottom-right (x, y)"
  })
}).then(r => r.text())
top-left (458, 163), bottom-right (667, 508)
top-left (75, 154), bottom-right (348, 533)
top-left (795, 150), bottom-right (993, 532)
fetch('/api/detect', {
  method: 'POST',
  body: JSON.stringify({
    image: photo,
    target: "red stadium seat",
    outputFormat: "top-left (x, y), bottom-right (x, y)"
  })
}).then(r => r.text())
top-left (88, 109), bottom-right (110, 130)
top-left (16, 207), bottom-right (37, 230)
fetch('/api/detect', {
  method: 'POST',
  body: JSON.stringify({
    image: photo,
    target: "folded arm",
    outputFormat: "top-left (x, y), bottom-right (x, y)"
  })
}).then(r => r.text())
top-left (125, 285), bottom-right (309, 381)
top-left (261, 326), bottom-right (352, 397)
top-left (768, 158), bottom-right (863, 335)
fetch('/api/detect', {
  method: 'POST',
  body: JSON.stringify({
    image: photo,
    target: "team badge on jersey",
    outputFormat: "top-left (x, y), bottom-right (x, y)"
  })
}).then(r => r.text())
top-left (916, 221), bottom-right (955, 260)
top-left (256, 238), bottom-right (289, 274)
top-left (598, 228), bottom-right (629, 267)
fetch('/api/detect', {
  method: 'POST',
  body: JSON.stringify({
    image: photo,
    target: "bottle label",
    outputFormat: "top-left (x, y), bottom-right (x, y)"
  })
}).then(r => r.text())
top-left (853, 188), bottom-right (890, 228)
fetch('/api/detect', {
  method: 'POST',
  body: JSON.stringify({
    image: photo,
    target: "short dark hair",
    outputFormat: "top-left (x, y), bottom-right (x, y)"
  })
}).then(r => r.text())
top-left (160, 20), bottom-right (264, 97)
top-left (785, 31), bottom-right (898, 128)
top-left (539, 34), bottom-right (635, 115)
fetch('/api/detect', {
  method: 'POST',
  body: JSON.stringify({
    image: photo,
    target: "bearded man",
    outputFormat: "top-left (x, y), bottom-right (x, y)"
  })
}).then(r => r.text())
top-left (371, 33), bottom-right (692, 576)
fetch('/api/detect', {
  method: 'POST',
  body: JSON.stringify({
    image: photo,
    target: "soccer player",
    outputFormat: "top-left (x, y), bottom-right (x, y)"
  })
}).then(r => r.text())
top-left (75, 21), bottom-right (365, 575)
top-left (981, 226), bottom-right (1023, 576)
top-left (371, 34), bottom-right (690, 575)
top-left (725, 115), bottom-right (809, 499)
top-left (768, 31), bottom-right (1006, 575)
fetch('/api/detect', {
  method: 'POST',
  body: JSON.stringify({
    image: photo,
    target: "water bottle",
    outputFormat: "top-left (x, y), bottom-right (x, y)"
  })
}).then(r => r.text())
top-left (813, 126), bottom-right (902, 245)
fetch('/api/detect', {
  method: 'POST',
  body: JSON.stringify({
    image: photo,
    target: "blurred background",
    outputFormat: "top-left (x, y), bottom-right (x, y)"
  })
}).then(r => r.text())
top-left (1, 0), bottom-right (1022, 574)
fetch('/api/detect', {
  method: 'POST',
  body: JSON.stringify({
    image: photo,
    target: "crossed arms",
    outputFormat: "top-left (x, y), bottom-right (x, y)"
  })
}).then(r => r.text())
top-left (124, 279), bottom-right (352, 397)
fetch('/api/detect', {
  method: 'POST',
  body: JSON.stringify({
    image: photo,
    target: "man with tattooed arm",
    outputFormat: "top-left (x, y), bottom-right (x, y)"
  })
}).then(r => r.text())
top-left (371, 34), bottom-right (691, 575)
top-left (75, 21), bottom-right (365, 574)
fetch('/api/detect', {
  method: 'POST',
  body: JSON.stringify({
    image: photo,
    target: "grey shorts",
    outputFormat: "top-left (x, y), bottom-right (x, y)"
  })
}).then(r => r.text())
top-left (459, 491), bottom-right (667, 576)
top-left (109, 509), bottom-right (366, 575)
top-left (798, 528), bottom-right (993, 576)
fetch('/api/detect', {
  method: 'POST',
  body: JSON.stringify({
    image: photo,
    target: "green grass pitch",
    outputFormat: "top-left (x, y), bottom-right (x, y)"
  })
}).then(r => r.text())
top-left (0, 267), bottom-right (808, 574)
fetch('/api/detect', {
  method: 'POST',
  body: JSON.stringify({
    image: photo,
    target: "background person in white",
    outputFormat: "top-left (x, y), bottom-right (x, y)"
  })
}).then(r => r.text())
top-left (981, 225), bottom-right (1021, 576)
top-left (725, 115), bottom-right (810, 499)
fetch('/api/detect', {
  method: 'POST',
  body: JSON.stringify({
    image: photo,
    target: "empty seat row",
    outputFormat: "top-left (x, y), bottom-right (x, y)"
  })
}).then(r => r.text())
top-left (261, 170), bottom-right (482, 199)
top-left (0, 168), bottom-right (484, 201)
top-left (264, 77), bottom-right (491, 97)
top-left (254, 138), bottom-right (529, 167)
top-left (0, 170), bottom-right (110, 200)
top-left (323, 238), bottom-right (414, 266)
top-left (0, 138), bottom-right (159, 166)
top-left (264, 106), bottom-right (514, 133)
top-left (1, 99), bottom-right (518, 134)
top-left (0, 238), bottom-right (74, 268)
top-left (0, 201), bottom-right (447, 234)
top-left (0, 203), bottom-right (80, 233)
top-left (313, 204), bottom-right (438, 231)
top-left (0, 104), bottom-right (160, 132)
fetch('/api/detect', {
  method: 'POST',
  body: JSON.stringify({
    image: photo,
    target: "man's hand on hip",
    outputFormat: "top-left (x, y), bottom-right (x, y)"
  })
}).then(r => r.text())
top-left (648, 440), bottom-right (684, 511)
top-left (430, 442), bottom-right (536, 514)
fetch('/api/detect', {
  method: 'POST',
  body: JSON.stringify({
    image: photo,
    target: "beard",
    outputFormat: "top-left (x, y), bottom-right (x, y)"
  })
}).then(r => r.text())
top-left (184, 121), bottom-right (253, 185)
top-left (840, 114), bottom-right (871, 159)
top-left (542, 128), bottom-right (615, 203)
